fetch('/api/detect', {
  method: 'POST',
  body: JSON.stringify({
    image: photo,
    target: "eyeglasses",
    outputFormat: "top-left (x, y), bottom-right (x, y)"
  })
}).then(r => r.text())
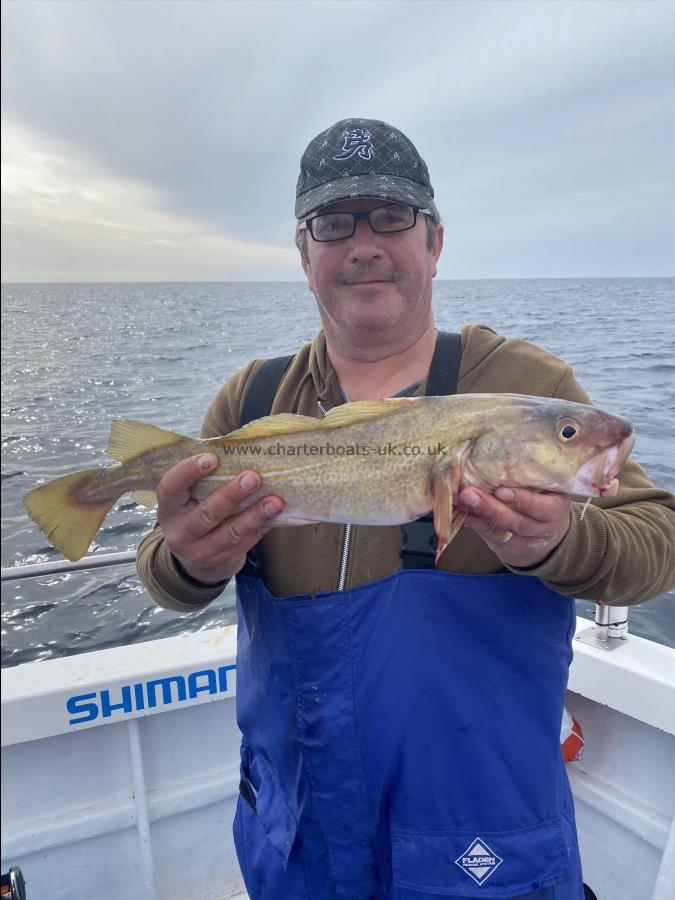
top-left (300, 203), bottom-right (430, 242)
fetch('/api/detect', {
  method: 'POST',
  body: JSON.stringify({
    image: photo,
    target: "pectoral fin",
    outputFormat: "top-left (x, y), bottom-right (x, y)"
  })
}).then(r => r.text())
top-left (431, 480), bottom-right (454, 563)
top-left (131, 490), bottom-right (158, 508)
top-left (429, 441), bottom-right (471, 563)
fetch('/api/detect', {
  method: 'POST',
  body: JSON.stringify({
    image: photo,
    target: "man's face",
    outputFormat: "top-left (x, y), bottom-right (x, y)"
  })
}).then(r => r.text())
top-left (301, 197), bottom-right (443, 349)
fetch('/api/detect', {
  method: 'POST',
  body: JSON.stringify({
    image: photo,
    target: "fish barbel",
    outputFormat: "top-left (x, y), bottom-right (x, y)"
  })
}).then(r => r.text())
top-left (23, 394), bottom-right (635, 562)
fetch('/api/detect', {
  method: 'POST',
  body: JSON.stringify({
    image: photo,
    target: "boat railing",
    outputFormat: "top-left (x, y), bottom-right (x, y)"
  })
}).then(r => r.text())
top-left (1, 551), bottom-right (631, 647)
top-left (0, 551), bottom-right (138, 581)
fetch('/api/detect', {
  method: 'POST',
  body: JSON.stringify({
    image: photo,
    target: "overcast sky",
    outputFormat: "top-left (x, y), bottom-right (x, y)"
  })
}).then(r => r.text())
top-left (2, 0), bottom-right (674, 282)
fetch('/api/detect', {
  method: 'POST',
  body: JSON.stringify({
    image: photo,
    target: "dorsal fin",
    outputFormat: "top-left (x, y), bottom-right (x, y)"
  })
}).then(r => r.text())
top-left (224, 413), bottom-right (321, 442)
top-left (321, 397), bottom-right (414, 429)
top-left (107, 419), bottom-right (185, 463)
top-left (223, 398), bottom-right (415, 443)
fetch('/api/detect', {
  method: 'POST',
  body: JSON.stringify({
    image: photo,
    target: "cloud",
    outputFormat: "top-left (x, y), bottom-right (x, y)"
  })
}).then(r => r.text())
top-left (1, 120), bottom-right (299, 282)
top-left (1, 0), bottom-right (674, 280)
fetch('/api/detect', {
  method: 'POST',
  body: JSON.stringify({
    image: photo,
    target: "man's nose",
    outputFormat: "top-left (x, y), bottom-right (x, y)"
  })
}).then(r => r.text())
top-left (347, 219), bottom-right (384, 260)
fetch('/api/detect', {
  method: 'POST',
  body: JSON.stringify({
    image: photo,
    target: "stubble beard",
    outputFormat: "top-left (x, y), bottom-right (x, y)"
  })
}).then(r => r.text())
top-left (321, 279), bottom-right (431, 352)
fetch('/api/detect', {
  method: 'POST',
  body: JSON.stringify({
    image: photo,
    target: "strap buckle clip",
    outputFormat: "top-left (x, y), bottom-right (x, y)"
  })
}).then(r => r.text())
top-left (400, 515), bottom-right (437, 569)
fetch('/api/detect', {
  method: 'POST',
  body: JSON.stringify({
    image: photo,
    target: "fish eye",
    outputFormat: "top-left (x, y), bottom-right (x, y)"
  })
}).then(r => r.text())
top-left (559, 421), bottom-right (579, 441)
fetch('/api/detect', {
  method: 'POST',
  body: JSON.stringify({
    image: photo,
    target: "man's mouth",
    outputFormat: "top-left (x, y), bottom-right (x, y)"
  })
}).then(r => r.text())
top-left (337, 270), bottom-right (398, 286)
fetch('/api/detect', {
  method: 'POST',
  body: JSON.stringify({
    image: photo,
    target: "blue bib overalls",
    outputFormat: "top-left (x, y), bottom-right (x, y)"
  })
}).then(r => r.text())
top-left (232, 568), bottom-right (584, 899)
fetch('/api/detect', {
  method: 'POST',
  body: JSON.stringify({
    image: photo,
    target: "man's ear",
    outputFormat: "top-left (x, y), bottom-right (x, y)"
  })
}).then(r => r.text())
top-left (301, 254), bottom-right (316, 294)
top-left (431, 224), bottom-right (444, 278)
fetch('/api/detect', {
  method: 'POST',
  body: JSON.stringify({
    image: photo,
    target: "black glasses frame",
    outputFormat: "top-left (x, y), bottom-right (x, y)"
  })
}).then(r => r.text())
top-left (301, 204), bottom-right (430, 242)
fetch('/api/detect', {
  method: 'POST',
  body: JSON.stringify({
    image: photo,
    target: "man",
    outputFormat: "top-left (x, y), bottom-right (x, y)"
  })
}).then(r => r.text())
top-left (137, 119), bottom-right (675, 899)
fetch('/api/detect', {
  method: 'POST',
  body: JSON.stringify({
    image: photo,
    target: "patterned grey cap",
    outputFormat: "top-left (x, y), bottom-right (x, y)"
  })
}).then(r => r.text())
top-left (295, 118), bottom-right (434, 219)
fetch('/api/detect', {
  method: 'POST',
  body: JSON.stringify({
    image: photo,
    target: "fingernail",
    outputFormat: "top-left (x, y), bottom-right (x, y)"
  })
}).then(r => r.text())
top-left (463, 490), bottom-right (480, 508)
top-left (240, 472), bottom-right (258, 491)
top-left (263, 500), bottom-right (281, 516)
top-left (496, 487), bottom-right (515, 502)
top-left (199, 453), bottom-right (217, 469)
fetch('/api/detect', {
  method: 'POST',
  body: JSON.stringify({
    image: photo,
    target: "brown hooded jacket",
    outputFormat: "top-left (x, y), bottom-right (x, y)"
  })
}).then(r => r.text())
top-left (136, 325), bottom-right (675, 612)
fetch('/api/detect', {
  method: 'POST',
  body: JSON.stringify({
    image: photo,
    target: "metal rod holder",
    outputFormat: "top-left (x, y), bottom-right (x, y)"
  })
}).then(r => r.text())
top-left (576, 603), bottom-right (629, 652)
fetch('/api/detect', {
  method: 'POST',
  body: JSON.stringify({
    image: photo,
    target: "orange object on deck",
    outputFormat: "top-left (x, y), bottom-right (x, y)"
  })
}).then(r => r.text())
top-left (561, 707), bottom-right (585, 762)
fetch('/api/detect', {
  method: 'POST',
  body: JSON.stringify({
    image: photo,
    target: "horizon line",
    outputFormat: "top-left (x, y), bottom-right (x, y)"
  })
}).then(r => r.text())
top-left (2, 274), bottom-right (673, 287)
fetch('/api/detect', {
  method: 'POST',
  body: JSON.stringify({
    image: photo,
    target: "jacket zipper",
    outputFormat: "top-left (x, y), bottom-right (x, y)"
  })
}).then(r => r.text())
top-left (318, 399), bottom-right (352, 592)
top-left (337, 525), bottom-right (352, 591)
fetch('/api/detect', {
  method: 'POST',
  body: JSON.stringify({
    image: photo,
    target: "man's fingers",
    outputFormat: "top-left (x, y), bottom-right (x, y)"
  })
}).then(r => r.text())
top-left (156, 453), bottom-right (220, 516)
top-left (459, 485), bottom-right (572, 568)
top-left (180, 470), bottom-right (282, 541)
top-left (221, 499), bottom-right (282, 549)
top-left (192, 471), bottom-right (259, 533)
top-left (459, 488), bottom-right (532, 536)
top-left (158, 463), bottom-right (285, 582)
top-left (183, 495), bottom-right (284, 566)
top-left (459, 487), bottom-right (570, 532)
top-left (222, 500), bottom-right (268, 545)
top-left (494, 487), bottom-right (570, 523)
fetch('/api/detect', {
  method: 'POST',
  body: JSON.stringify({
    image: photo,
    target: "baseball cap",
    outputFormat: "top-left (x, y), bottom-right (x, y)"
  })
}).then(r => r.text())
top-left (295, 118), bottom-right (434, 220)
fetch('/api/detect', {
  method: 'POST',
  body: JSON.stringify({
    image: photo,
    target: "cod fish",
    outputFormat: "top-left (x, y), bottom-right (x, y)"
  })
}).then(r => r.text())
top-left (23, 394), bottom-right (635, 562)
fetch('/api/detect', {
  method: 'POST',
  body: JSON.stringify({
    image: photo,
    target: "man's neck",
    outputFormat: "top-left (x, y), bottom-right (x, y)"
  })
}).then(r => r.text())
top-left (326, 325), bottom-right (438, 401)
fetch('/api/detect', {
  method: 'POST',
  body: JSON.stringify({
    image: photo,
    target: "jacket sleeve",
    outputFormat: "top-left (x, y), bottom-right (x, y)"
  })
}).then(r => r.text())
top-left (135, 360), bottom-right (261, 612)
top-left (509, 366), bottom-right (675, 605)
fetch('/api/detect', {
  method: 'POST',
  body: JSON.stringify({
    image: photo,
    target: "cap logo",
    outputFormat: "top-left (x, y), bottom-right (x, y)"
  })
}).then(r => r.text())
top-left (333, 128), bottom-right (374, 162)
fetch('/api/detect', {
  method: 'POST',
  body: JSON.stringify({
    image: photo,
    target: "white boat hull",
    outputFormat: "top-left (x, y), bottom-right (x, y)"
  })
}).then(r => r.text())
top-left (2, 618), bottom-right (674, 900)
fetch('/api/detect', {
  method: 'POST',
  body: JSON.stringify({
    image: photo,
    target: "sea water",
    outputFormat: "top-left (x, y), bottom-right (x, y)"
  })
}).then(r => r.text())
top-left (2, 278), bottom-right (673, 666)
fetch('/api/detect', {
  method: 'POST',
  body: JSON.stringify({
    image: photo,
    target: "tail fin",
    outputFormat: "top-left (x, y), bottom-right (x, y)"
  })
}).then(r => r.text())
top-left (23, 469), bottom-right (120, 561)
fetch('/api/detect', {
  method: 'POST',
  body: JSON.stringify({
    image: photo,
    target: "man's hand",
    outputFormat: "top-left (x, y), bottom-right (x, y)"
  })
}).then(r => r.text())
top-left (457, 486), bottom-right (571, 569)
top-left (157, 453), bottom-right (284, 585)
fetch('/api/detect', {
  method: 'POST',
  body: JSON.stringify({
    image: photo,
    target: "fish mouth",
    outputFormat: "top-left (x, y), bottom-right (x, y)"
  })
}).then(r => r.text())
top-left (571, 431), bottom-right (635, 497)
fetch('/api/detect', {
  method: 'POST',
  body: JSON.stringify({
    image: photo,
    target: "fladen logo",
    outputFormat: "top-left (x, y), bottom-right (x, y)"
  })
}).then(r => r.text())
top-left (455, 837), bottom-right (504, 886)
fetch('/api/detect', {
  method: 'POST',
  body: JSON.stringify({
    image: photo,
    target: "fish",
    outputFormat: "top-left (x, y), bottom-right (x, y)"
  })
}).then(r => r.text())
top-left (23, 393), bottom-right (635, 563)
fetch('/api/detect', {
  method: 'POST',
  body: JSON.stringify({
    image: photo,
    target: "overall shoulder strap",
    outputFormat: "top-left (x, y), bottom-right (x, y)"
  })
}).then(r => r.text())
top-left (239, 354), bottom-right (294, 578)
top-left (400, 331), bottom-right (463, 569)
top-left (239, 333), bottom-right (460, 428)
top-left (424, 330), bottom-right (462, 397)
top-left (239, 355), bottom-right (295, 427)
